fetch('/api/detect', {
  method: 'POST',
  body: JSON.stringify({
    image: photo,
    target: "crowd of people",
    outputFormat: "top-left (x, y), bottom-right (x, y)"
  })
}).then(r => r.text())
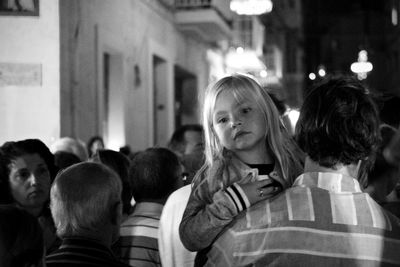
top-left (0, 74), bottom-right (400, 267)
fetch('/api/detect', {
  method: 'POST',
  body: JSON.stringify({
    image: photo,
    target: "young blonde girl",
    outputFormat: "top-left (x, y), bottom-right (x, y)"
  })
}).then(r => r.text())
top-left (179, 74), bottom-right (304, 256)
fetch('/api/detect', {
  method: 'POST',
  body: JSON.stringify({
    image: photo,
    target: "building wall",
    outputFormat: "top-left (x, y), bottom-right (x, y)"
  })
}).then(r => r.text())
top-left (260, 0), bottom-right (304, 108)
top-left (60, 0), bottom-right (211, 151)
top-left (0, 0), bottom-right (60, 146)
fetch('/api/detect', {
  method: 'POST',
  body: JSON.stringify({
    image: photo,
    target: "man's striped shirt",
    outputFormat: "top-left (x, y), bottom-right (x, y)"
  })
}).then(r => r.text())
top-left (116, 202), bottom-right (163, 267)
top-left (46, 237), bottom-right (130, 267)
top-left (205, 172), bottom-right (400, 267)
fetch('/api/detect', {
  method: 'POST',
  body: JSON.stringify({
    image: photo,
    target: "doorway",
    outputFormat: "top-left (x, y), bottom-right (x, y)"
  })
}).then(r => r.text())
top-left (103, 52), bottom-right (125, 150)
top-left (174, 66), bottom-right (198, 129)
top-left (153, 55), bottom-right (168, 146)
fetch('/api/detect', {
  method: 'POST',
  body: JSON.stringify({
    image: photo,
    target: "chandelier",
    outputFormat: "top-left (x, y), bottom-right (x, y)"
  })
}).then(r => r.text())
top-left (230, 0), bottom-right (273, 15)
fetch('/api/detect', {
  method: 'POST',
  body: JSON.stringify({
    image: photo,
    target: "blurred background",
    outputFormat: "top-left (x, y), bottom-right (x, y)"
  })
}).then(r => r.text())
top-left (0, 0), bottom-right (399, 152)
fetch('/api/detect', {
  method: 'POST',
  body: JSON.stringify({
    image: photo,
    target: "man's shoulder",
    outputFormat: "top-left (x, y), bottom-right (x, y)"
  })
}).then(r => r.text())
top-left (46, 238), bottom-right (130, 267)
top-left (161, 185), bottom-right (191, 221)
top-left (119, 204), bottom-right (161, 240)
top-left (47, 259), bottom-right (130, 267)
top-left (166, 185), bottom-right (191, 204)
top-left (121, 202), bottom-right (163, 226)
top-left (231, 186), bottom-right (315, 229)
top-left (207, 186), bottom-right (400, 266)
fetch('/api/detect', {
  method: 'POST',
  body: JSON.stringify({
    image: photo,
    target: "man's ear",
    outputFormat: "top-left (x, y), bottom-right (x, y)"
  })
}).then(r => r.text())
top-left (110, 201), bottom-right (122, 225)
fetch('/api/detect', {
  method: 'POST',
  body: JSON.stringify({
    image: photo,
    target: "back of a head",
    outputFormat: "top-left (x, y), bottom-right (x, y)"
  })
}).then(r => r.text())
top-left (92, 149), bottom-right (132, 214)
top-left (0, 205), bottom-right (44, 267)
top-left (50, 162), bottom-right (122, 238)
top-left (54, 151), bottom-right (81, 170)
top-left (119, 145), bottom-right (132, 157)
top-left (94, 149), bottom-right (130, 181)
top-left (51, 137), bottom-right (88, 162)
top-left (130, 147), bottom-right (182, 202)
top-left (296, 76), bottom-right (380, 168)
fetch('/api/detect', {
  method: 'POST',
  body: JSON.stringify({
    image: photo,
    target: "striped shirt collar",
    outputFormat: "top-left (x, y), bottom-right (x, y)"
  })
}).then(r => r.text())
top-left (132, 202), bottom-right (164, 215)
top-left (293, 172), bottom-right (363, 193)
top-left (59, 236), bottom-right (115, 256)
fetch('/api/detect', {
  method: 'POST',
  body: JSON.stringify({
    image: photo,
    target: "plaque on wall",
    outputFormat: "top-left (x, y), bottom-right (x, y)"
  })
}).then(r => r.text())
top-left (0, 62), bottom-right (42, 86)
top-left (0, 0), bottom-right (39, 16)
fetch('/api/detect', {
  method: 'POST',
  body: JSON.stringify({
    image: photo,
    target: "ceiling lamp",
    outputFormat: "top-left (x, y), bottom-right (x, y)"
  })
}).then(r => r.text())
top-left (350, 50), bottom-right (373, 80)
top-left (230, 0), bottom-right (273, 15)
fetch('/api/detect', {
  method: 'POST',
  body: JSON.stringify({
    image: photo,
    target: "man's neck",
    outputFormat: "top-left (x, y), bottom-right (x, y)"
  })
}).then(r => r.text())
top-left (304, 157), bottom-right (360, 178)
top-left (73, 233), bottom-right (110, 248)
top-left (139, 198), bottom-right (167, 205)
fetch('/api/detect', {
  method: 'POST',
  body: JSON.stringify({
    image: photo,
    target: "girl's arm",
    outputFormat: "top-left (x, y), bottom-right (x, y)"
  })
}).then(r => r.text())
top-left (179, 168), bottom-right (277, 251)
top-left (179, 177), bottom-right (244, 251)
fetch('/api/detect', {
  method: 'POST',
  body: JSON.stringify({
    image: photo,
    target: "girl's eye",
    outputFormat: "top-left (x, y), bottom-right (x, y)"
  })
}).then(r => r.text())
top-left (217, 117), bottom-right (228, 124)
top-left (242, 107), bottom-right (252, 114)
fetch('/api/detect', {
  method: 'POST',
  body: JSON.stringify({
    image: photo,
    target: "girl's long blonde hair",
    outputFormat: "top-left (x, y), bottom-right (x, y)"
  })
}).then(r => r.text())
top-left (201, 73), bottom-right (303, 186)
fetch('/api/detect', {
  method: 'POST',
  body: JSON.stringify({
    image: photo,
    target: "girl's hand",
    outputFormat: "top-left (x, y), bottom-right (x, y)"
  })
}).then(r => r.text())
top-left (240, 179), bottom-right (282, 205)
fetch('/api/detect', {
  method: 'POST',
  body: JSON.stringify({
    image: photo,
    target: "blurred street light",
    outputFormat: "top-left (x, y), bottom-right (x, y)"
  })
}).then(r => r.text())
top-left (260, 69), bottom-right (267, 77)
top-left (351, 50), bottom-right (373, 80)
top-left (287, 109), bottom-right (300, 131)
top-left (318, 66), bottom-right (326, 77)
top-left (225, 47), bottom-right (266, 72)
top-left (230, 0), bottom-right (273, 15)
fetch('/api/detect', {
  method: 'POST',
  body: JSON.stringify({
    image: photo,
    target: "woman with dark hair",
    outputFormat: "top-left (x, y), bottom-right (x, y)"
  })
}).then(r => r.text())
top-left (87, 135), bottom-right (105, 158)
top-left (0, 139), bottom-right (60, 254)
top-left (0, 204), bottom-right (44, 267)
top-left (90, 149), bottom-right (133, 217)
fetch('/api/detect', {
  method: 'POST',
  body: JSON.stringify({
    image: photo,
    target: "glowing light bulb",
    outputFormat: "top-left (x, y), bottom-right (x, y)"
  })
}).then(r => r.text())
top-left (260, 70), bottom-right (267, 78)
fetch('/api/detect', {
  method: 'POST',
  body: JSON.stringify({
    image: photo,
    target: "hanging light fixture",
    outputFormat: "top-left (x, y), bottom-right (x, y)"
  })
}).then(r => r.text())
top-left (350, 50), bottom-right (373, 80)
top-left (230, 0), bottom-right (273, 15)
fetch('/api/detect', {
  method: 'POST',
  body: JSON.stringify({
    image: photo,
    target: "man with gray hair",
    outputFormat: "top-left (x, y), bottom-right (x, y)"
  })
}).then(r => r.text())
top-left (46, 162), bottom-right (130, 267)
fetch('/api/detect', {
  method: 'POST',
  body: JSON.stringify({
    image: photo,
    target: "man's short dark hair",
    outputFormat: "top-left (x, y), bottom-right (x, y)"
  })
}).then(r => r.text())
top-left (168, 124), bottom-right (203, 154)
top-left (130, 147), bottom-right (181, 202)
top-left (54, 151), bottom-right (81, 170)
top-left (296, 76), bottom-right (380, 168)
top-left (95, 149), bottom-right (132, 215)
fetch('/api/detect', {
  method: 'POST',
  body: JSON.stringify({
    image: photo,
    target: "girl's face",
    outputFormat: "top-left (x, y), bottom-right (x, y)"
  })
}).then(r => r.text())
top-left (8, 153), bottom-right (51, 211)
top-left (212, 90), bottom-right (268, 162)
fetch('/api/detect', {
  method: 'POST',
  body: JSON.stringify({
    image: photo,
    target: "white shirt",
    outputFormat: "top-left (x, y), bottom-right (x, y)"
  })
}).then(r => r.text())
top-left (158, 185), bottom-right (196, 267)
